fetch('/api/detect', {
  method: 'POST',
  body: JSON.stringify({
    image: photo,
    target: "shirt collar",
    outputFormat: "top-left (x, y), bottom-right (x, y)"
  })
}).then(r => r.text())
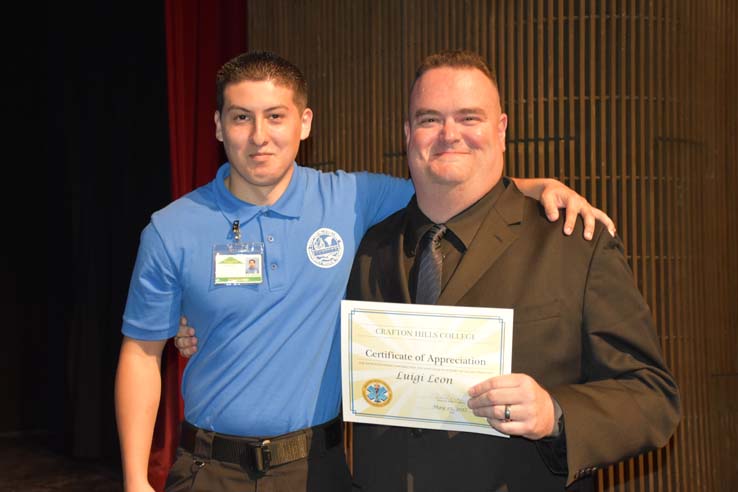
top-left (403, 179), bottom-right (507, 257)
top-left (212, 162), bottom-right (305, 223)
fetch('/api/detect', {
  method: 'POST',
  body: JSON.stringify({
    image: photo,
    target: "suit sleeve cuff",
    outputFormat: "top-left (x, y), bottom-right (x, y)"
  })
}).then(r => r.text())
top-left (535, 397), bottom-right (568, 475)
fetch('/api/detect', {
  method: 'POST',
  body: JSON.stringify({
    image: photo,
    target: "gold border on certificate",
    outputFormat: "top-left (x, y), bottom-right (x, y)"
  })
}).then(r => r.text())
top-left (341, 300), bottom-right (514, 437)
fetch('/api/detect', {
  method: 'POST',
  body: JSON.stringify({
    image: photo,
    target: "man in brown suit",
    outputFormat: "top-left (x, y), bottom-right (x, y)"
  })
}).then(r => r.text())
top-left (346, 50), bottom-right (680, 491)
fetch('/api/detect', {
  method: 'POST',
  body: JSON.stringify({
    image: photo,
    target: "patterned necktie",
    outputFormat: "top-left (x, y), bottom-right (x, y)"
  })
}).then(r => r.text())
top-left (415, 224), bottom-right (448, 304)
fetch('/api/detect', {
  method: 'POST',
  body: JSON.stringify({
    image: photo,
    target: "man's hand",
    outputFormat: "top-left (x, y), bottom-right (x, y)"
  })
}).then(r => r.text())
top-left (467, 373), bottom-right (555, 440)
top-left (174, 316), bottom-right (198, 358)
top-left (538, 179), bottom-right (616, 239)
top-left (513, 177), bottom-right (616, 240)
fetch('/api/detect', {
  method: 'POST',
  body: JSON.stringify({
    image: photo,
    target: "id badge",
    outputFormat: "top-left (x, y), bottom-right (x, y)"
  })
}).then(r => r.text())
top-left (213, 242), bottom-right (265, 285)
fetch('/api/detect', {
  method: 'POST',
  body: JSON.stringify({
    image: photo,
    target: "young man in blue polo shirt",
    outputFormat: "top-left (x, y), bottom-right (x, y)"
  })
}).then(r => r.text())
top-left (116, 51), bottom-right (614, 492)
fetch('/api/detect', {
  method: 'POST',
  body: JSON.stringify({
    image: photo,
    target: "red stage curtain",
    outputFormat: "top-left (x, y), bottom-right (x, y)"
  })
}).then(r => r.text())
top-left (150, 1), bottom-right (246, 490)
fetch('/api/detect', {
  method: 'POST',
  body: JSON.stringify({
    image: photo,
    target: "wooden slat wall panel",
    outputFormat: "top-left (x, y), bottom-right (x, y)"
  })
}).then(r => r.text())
top-left (247, 0), bottom-right (407, 176)
top-left (247, 1), bottom-right (738, 490)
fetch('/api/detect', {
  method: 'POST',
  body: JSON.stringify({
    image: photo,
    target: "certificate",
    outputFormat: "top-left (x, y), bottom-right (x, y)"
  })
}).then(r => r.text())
top-left (341, 300), bottom-right (513, 437)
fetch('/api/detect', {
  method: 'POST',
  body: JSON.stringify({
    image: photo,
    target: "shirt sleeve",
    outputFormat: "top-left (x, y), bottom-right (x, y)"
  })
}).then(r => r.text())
top-left (121, 221), bottom-right (182, 341)
top-left (353, 172), bottom-right (414, 229)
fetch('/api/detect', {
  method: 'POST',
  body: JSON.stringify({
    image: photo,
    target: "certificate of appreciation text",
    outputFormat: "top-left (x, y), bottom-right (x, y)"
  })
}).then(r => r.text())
top-left (341, 300), bottom-right (513, 437)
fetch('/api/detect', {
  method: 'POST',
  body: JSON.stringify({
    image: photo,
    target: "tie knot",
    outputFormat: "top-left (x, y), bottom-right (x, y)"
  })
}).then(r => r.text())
top-left (421, 224), bottom-right (447, 249)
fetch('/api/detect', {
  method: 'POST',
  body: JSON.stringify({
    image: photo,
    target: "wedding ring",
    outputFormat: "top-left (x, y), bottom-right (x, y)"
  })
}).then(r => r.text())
top-left (504, 404), bottom-right (512, 422)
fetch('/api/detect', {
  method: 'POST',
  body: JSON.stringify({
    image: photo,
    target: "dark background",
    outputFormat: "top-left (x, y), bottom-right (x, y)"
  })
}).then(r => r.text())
top-left (3, 3), bottom-right (736, 490)
top-left (1, 3), bottom-right (170, 467)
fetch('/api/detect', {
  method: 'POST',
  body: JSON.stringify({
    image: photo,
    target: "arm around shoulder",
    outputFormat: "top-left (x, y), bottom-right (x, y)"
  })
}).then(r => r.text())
top-left (355, 172), bottom-right (414, 227)
top-left (510, 176), bottom-right (616, 238)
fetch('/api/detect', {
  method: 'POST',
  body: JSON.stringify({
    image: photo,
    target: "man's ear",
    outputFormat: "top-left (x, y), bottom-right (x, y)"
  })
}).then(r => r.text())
top-left (498, 113), bottom-right (508, 151)
top-left (300, 107), bottom-right (314, 140)
top-left (214, 111), bottom-right (223, 142)
top-left (404, 120), bottom-right (411, 149)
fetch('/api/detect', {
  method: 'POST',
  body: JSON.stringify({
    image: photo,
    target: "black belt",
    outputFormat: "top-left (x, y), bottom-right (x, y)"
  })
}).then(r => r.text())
top-left (180, 419), bottom-right (342, 475)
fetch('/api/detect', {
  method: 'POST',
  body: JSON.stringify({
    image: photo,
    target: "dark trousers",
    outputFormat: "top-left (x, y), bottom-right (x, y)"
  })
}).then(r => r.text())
top-left (351, 424), bottom-right (591, 492)
top-left (165, 422), bottom-right (353, 492)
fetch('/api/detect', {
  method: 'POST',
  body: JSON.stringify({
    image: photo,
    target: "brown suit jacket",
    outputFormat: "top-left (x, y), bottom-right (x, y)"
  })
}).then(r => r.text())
top-left (347, 180), bottom-right (680, 492)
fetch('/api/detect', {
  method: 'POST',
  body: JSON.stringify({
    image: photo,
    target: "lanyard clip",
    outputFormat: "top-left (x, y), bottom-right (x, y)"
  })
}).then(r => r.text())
top-left (232, 220), bottom-right (241, 242)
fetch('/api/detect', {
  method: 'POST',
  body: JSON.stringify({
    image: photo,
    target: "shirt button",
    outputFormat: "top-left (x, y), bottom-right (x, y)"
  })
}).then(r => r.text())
top-left (267, 235), bottom-right (274, 242)
top-left (271, 263), bottom-right (278, 270)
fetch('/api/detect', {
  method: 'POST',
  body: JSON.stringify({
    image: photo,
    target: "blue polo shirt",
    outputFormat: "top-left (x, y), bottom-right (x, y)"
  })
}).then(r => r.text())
top-left (122, 163), bottom-right (413, 436)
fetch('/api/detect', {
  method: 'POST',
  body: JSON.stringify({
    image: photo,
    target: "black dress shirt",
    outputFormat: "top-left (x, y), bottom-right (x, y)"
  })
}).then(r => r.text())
top-left (404, 179), bottom-right (506, 303)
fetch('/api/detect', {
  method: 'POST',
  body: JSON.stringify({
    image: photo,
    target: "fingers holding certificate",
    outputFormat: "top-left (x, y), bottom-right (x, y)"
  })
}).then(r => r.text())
top-left (341, 300), bottom-right (513, 437)
top-left (467, 373), bottom-right (558, 440)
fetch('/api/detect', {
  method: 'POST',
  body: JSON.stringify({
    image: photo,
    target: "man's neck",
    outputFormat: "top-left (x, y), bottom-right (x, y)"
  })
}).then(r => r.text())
top-left (415, 180), bottom-right (499, 223)
top-left (225, 172), bottom-right (291, 207)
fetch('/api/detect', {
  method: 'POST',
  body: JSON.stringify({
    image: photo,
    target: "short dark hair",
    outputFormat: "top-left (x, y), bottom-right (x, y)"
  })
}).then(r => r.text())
top-left (409, 50), bottom-right (498, 96)
top-left (216, 51), bottom-right (308, 112)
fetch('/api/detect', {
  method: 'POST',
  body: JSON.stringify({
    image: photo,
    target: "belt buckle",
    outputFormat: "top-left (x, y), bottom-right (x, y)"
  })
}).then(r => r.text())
top-left (247, 439), bottom-right (271, 474)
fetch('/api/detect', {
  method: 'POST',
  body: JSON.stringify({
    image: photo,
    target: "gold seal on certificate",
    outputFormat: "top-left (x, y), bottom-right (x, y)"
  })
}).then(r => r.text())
top-left (362, 379), bottom-right (392, 407)
top-left (341, 300), bottom-right (514, 437)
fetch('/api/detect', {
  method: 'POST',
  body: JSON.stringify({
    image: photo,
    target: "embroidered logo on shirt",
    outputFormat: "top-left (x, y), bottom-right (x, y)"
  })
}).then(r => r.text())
top-left (362, 379), bottom-right (392, 407)
top-left (306, 228), bottom-right (344, 268)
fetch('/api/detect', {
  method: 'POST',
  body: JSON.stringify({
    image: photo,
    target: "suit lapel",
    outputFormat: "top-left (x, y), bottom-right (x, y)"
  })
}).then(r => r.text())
top-left (389, 226), bottom-right (412, 303)
top-left (375, 212), bottom-right (412, 304)
top-left (437, 183), bottom-right (524, 306)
